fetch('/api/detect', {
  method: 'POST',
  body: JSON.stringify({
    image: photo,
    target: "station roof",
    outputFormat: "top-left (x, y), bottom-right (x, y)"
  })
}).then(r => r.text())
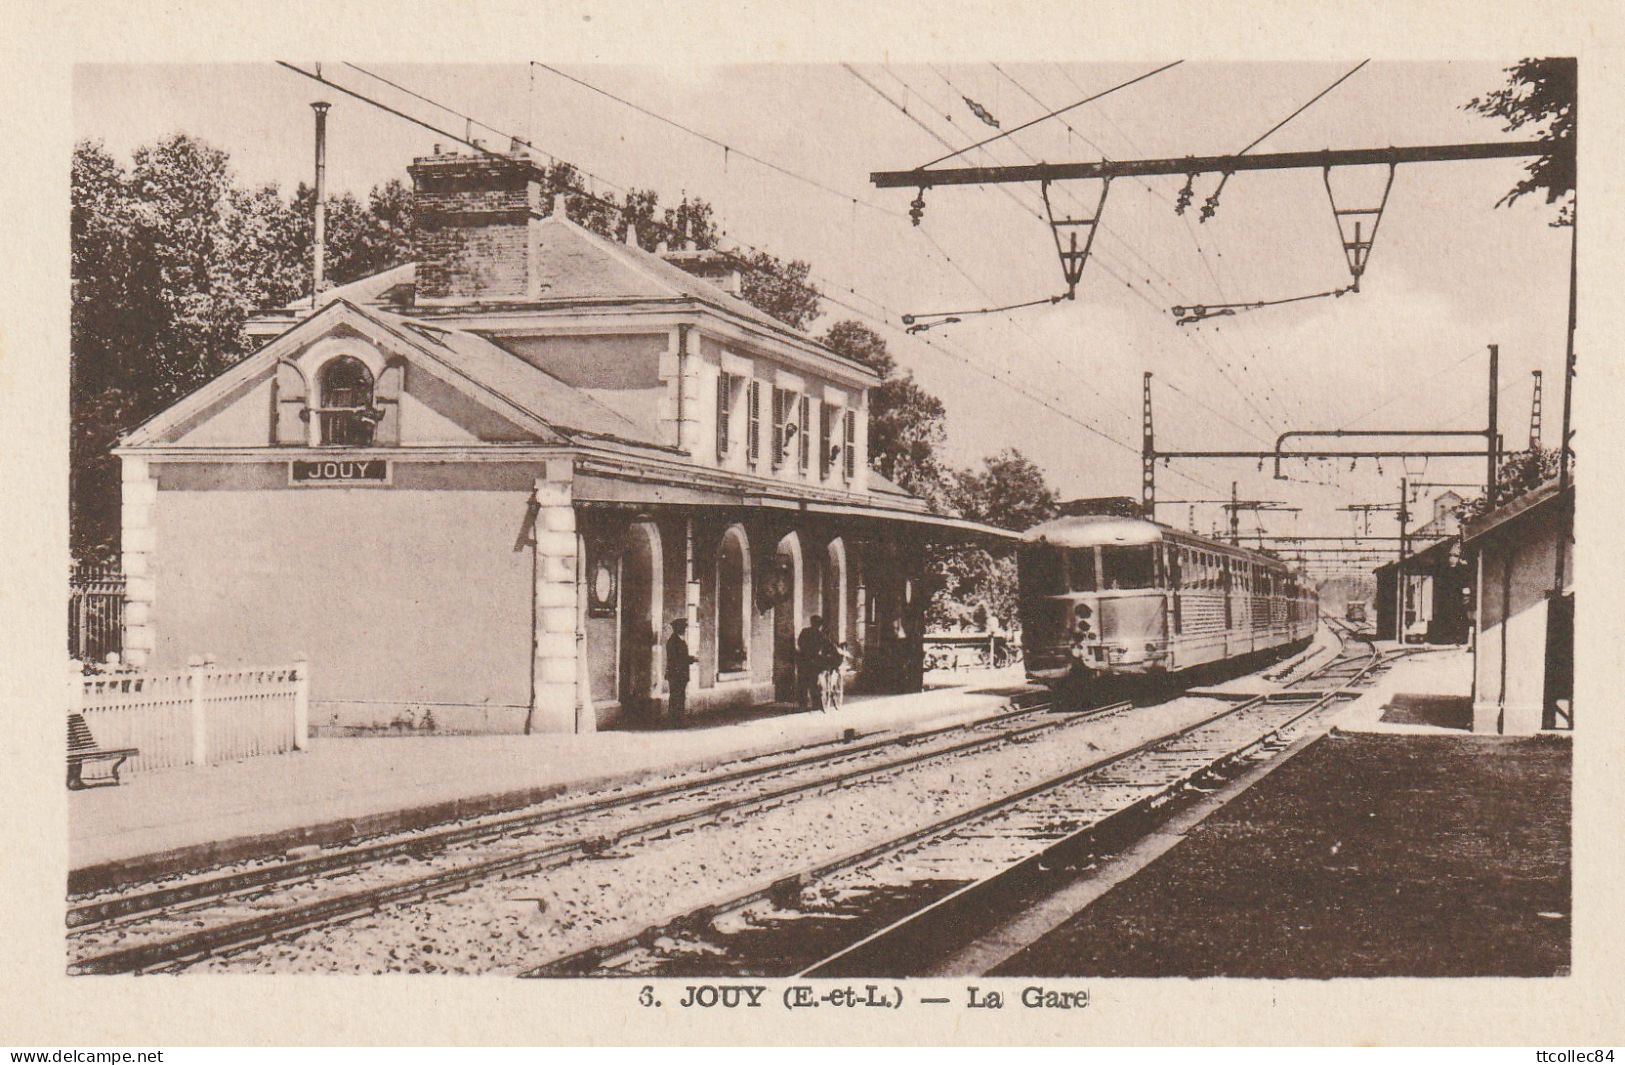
top-left (1462, 477), bottom-right (1572, 548)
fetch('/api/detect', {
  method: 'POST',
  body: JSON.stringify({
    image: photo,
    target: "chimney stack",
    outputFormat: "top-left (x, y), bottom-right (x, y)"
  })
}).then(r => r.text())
top-left (310, 101), bottom-right (331, 308)
top-left (408, 147), bottom-right (543, 304)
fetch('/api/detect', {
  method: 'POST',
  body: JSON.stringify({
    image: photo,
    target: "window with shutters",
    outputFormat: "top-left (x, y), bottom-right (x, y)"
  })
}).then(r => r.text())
top-left (715, 372), bottom-right (733, 460)
top-left (747, 380), bottom-right (762, 466)
top-left (314, 356), bottom-right (378, 446)
top-left (842, 409), bottom-right (856, 479)
top-left (797, 395), bottom-right (811, 472)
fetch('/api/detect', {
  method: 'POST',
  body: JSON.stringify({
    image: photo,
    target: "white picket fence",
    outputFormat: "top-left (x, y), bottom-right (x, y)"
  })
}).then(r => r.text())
top-left (72, 658), bottom-right (309, 775)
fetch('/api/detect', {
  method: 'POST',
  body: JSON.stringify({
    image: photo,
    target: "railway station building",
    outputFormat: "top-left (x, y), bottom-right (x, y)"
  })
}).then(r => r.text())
top-left (1372, 536), bottom-right (1470, 646)
top-left (1463, 478), bottom-right (1574, 735)
top-left (115, 146), bottom-right (1007, 735)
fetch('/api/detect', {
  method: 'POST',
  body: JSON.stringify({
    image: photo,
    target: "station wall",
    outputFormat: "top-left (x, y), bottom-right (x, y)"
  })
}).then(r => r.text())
top-left (147, 461), bottom-right (536, 734)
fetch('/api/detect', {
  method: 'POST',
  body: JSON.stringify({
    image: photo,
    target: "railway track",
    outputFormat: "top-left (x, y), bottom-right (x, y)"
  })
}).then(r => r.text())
top-left (529, 626), bottom-right (1387, 978)
top-left (67, 693), bottom-right (1131, 975)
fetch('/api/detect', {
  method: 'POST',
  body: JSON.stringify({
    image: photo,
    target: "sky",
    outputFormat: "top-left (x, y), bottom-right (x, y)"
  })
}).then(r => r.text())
top-left (73, 60), bottom-right (1571, 571)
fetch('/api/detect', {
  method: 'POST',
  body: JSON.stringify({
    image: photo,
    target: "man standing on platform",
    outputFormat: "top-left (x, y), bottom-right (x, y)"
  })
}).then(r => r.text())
top-left (798, 615), bottom-right (833, 712)
top-left (665, 618), bottom-right (697, 727)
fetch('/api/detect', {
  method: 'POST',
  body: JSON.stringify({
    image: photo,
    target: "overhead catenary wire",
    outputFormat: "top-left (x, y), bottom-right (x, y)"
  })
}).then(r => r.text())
top-left (1198, 59), bottom-right (1371, 220)
top-left (1033, 63), bottom-right (1311, 430)
top-left (282, 61), bottom-right (1186, 487)
top-left (310, 63), bottom-right (927, 342)
top-left (860, 62), bottom-right (1290, 438)
top-left (918, 61), bottom-right (1184, 171)
top-left (524, 61), bottom-right (910, 223)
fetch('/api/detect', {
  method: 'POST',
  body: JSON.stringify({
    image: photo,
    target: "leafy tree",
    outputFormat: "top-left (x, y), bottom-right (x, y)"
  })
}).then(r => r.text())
top-left (737, 250), bottom-right (821, 331)
top-left (929, 450), bottom-right (1059, 632)
top-left (662, 198), bottom-right (718, 250)
top-left (821, 319), bottom-right (895, 377)
top-left (1454, 446), bottom-right (1564, 524)
top-left (1466, 57), bottom-right (1575, 226)
top-left (70, 135), bottom-right (416, 563)
top-left (820, 319), bottom-right (948, 503)
top-left (949, 448), bottom-right (1059, 533)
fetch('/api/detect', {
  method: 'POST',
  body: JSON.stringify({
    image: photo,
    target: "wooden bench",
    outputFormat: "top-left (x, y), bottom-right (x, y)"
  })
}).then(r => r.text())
top-left (68, 712), bottom-right (139, 790)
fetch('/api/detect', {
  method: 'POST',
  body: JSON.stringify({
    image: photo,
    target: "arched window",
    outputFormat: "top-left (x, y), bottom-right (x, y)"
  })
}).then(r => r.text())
top-left (717, 526), bottom-right (751, 674)
top-left (316, 356), bottom-right (378, 446)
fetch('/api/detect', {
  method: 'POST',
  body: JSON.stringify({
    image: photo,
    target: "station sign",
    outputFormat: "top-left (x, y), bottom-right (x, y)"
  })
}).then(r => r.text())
top-left (290, 459), bottom-right (390, 485)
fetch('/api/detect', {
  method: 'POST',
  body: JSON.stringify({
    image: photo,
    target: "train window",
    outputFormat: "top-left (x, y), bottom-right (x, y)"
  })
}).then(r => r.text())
top-left (1067, 549), bottom-right (1097, 592)
top-left (1100, 545), bottom-right (1156, 590)
top-left (1018, 546), bottom-right (1064, 599)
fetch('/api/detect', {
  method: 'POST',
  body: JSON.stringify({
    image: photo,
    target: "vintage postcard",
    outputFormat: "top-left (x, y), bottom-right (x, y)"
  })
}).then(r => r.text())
top-left (2, 0), bottom-right (1622, 1049)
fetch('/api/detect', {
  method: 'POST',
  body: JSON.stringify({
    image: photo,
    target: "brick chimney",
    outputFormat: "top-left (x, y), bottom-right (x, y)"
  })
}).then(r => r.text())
top-left (408, 148), bottom-right (542, 304)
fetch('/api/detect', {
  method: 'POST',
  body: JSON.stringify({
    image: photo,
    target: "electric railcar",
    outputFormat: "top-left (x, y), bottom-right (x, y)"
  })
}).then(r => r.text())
top-left (1017, 499), bottom-right (1318, 699)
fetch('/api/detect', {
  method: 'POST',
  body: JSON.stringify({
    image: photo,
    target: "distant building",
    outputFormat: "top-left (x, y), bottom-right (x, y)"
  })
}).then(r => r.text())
top-left (1411, 490), bottom-right (1465, 540)
top-left (116, 147), bottom-right (1009, 734)
top-left (1373, 536), bottom-right (1470, 646)
top-left (1462, 478), bottom-right (1574, 734)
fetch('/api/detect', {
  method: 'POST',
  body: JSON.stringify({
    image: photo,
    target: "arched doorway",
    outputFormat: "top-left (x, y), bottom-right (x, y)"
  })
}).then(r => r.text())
top-left (825, 537), bottom-right (848, 646)
top-left (772, 531), bottom-right (804, 703)
top-left (619, 522), bottom-right (663, 717)
top-left (717, 525), bottom-right (752, 675)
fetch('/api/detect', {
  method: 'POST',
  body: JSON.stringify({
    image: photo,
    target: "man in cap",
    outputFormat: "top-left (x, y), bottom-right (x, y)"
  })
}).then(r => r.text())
top-left (665, 617), bottom-right (697, 727)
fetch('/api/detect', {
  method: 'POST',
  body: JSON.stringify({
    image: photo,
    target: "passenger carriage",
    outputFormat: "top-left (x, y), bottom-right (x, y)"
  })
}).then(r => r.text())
top-left (1017, 498), bottom-right (1318, 697)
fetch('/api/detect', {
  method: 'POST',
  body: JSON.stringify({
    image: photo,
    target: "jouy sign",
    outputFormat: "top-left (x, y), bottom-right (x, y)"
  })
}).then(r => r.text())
top-left (291, 459), bottom-right (389, 484)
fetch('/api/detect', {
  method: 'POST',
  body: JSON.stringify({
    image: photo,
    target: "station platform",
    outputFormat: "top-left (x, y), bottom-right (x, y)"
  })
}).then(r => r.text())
top-left (69, 666), bottom-right (1036, 892)
top-left (959, 644), bottom-right (1570, 979)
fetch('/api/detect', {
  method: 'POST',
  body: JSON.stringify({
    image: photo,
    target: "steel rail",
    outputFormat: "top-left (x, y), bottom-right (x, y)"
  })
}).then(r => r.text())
top-left (797, 640), bottom-right (1384, 976)
top-left (524, 667), bottom-right (1369, 978)
top-left (68, 699), bottom-right (1132, 974)
top-left (68, 698), bottom-right (1064, 929)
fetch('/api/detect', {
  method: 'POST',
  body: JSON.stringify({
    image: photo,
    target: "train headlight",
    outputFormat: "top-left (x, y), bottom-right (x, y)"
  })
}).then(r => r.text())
top-left (1074, 603), bottom-right (1092, 620)
top-left (1145, 642), bottom-right (1158, 653)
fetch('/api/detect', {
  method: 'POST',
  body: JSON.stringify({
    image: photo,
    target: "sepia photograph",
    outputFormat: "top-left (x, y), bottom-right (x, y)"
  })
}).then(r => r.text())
top-left (57, 54), bottom-right (1575, 981)
top-left (3, 0), bottom-right (1619, 1048)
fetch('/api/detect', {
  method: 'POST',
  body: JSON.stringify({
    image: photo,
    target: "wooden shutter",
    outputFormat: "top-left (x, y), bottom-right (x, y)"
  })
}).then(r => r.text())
top-left (771, 388), bottom-right (786, 469)
top-left (715, 372), bottom-right (732, 460)
top-left (748, 380), bottom-right (761, 465)
top-left (373, 358), bottom-right (405, 445)
top-left (819, 404), bottom-right (832, 479)
top-left (798, 395), bottom-right (810, 471)
top-left (843, 409), bottom-right (856, 479)
top-left (273, 360), bottom-right (309, 445)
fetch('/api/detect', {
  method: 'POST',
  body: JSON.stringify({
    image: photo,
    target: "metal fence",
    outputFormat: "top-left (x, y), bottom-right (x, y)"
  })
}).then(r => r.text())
top-left (69, 564), bottom-right (126, 664)
top-left (73, 660), bottom-right (309, 775)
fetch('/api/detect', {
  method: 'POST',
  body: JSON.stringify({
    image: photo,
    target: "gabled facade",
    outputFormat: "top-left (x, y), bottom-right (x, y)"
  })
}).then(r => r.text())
top-left (117, 147), bottom-right (1009, 734)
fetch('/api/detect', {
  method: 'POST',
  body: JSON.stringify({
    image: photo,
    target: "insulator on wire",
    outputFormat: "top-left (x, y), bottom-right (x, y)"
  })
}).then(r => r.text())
top-left (909, 189), bottom-right (927, 227)
top-left (1175, 174), bottom-right (1195, 216)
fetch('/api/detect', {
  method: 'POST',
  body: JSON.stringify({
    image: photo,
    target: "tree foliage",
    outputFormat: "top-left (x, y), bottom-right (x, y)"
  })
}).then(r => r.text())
top-left (1454, 446), bottom-right (1565, 524)
top-left (70, 135), bottom-right (419, 563)
top-left (820, 319), bottom-right (947, 504)
top-left (1466, 57), bottom-right (1575, 226)
top-left (71, 133), bottom-right (1053, 642)
top-left (929, 450), bottom-right (1059, 632)
top-left (816, 319), bottom-right (1060, 631)
top-left (71, 136), bottom-right (838, 563)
